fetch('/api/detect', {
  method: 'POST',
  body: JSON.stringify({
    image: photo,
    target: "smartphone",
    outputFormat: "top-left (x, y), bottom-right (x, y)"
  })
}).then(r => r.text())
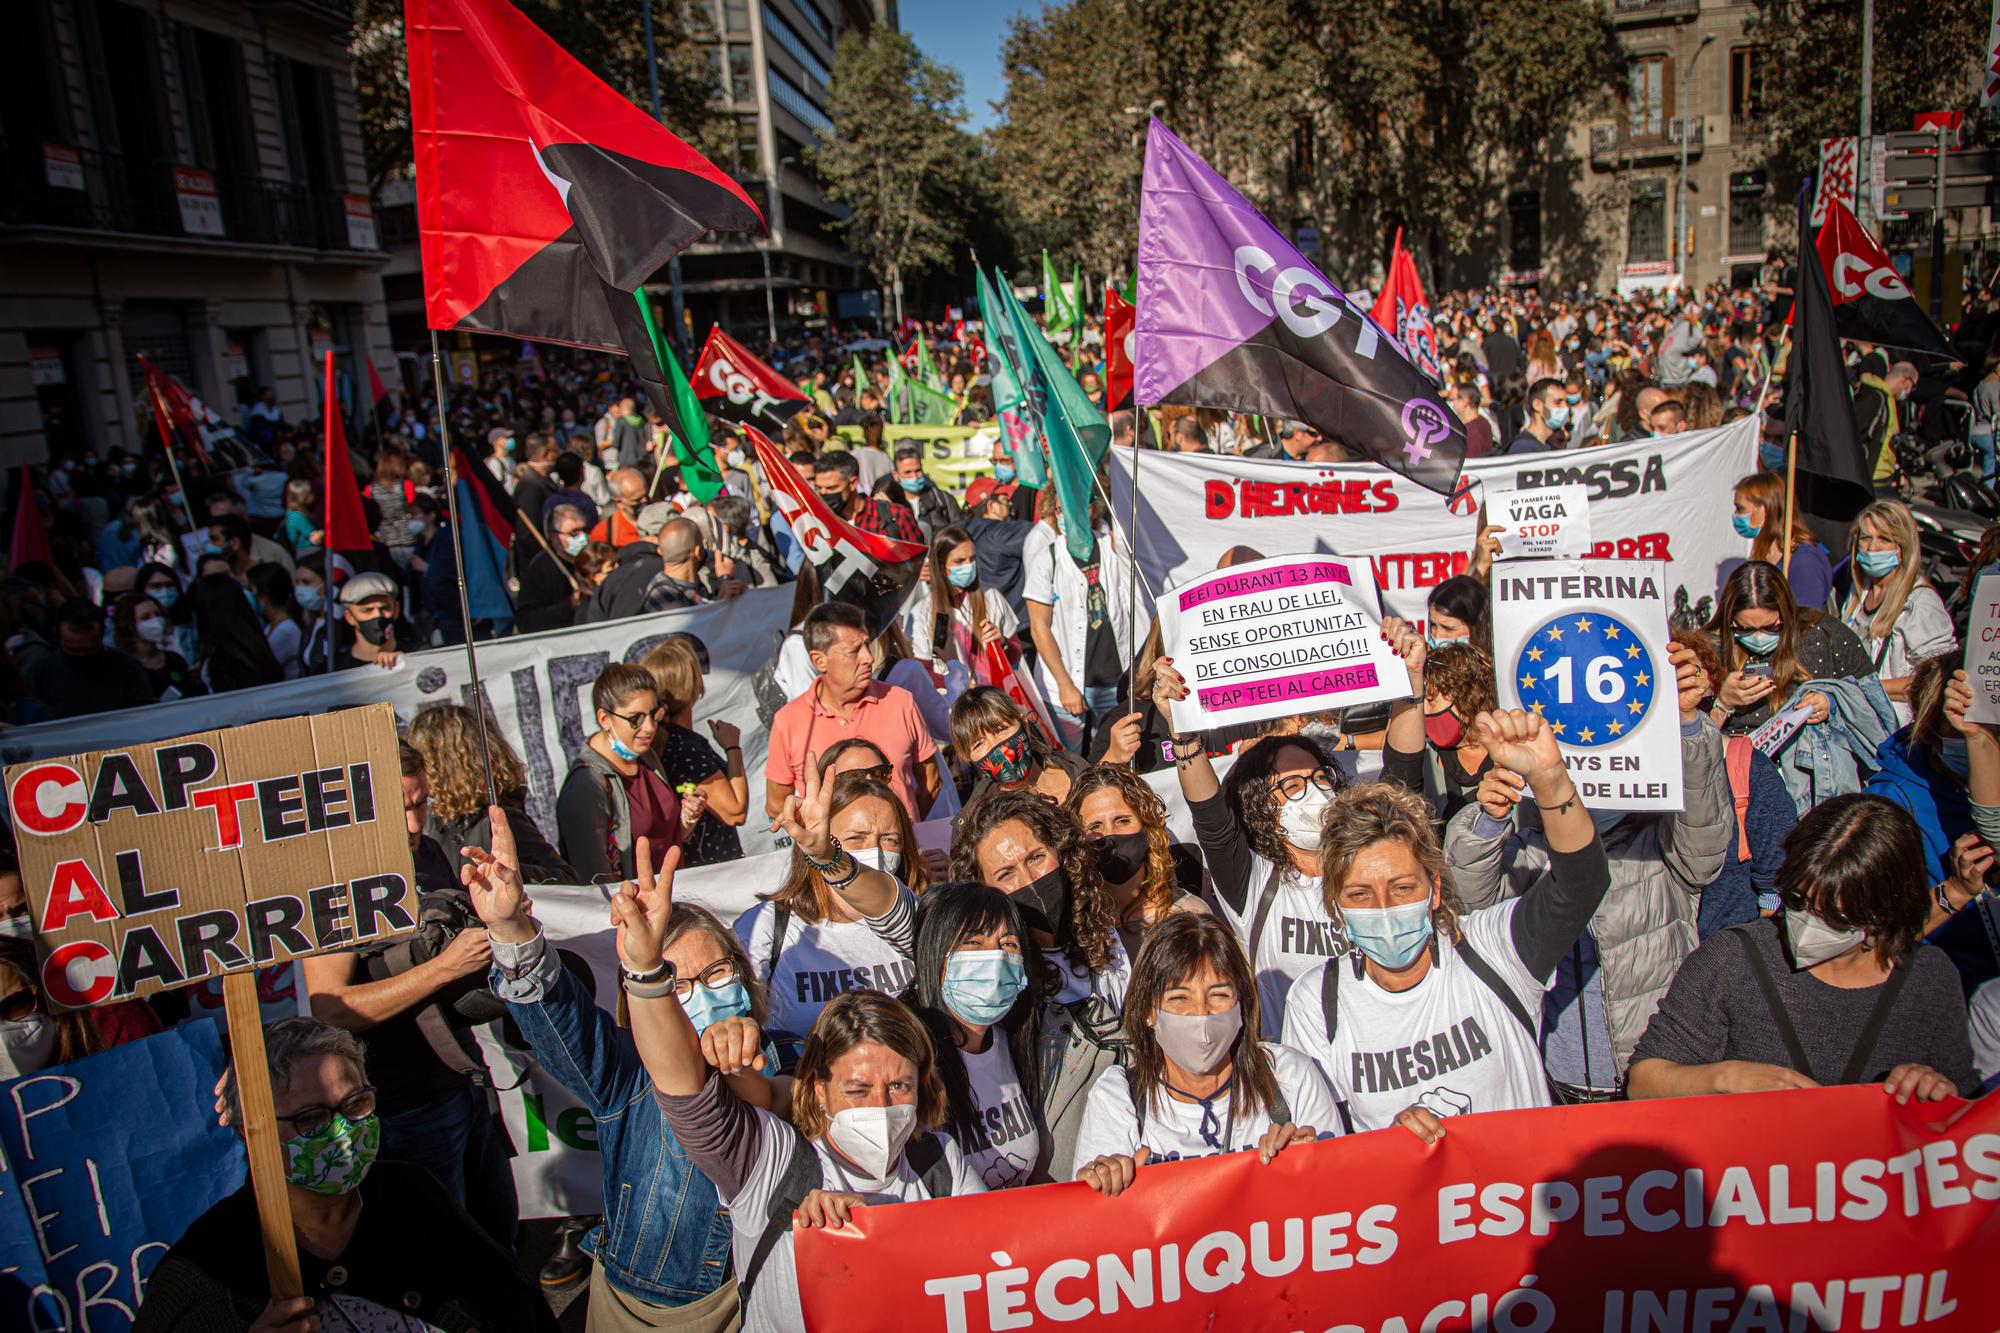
top-left (1743, 661), bottom-right (1774, 680)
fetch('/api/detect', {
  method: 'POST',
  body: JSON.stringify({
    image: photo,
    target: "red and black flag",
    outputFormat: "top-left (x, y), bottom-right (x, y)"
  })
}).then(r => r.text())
top-left (692, 325), bottom-right (811, 433)
top-left (1785, 186), bottom-right (1874, 522)
top-left (1788, 195), bottom-right (1956, 361)
top-left (405, 0), bottom-right (763, 412)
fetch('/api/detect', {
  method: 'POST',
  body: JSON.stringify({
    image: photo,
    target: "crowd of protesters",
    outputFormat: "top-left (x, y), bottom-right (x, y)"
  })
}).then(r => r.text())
top-left (6, 260), bottom-right (2000, 1333)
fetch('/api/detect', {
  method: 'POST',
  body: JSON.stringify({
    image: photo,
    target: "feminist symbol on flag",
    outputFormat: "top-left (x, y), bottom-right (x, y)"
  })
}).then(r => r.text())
top-left (1401, 401), bottom-right (1450, 466)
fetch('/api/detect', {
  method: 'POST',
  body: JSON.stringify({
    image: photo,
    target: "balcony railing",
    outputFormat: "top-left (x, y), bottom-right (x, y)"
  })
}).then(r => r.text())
top-left (1609, 0), bottom-right (1701, 22)
top-left (2, 144), bottom-right (371, 252)
top-left (1589, 117), bottom-right (1704, 164)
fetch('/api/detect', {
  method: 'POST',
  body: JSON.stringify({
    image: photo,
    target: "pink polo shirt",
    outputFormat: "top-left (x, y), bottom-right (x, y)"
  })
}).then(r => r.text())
top-left (766, 680), bottom-right (938, 819)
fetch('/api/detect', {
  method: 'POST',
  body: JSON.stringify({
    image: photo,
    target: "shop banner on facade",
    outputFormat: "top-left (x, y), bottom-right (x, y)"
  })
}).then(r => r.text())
top-left (1107, 417), bottom-right (1755, 632)
top-left (1491, 559), bottom-right (1682, 812)
top-left (794, 1085), bottom-right (2000, 1332)
top-left (1, 591), bottom-right (797, 858)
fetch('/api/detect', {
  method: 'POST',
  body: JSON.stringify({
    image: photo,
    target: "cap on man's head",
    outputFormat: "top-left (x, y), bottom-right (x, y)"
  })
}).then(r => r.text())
top-left (339, 571), bottom-right (399, 607)
top-left (965, 477), bottom-right (1017, 510)
top-left (488, 426), bottom-right (512, 445)
top-left (635, 502), bottom-right (676, 537)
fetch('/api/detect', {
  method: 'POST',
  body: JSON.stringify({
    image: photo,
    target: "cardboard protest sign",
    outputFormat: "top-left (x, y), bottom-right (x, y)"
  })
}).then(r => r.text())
top-left (1964, 572), bottom-right (2000, 725)
top-left (0, 1022), bottom-right (245, 1330)
top-left (1488, 483), bottom-right (1592, 559)
top-left (1157, 552), bottom-right (1410, 733)
top-left (1492, 560), bottom-right (1683, 812)
top-left (4, 704), bottom-right (417, 1009)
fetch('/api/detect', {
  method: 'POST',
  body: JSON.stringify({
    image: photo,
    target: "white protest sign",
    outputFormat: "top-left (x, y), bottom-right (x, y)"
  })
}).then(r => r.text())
top-left (1752, 704), bottom-right (1813, 757)
top-left (1965, 572), bottom-right (2000, 725)
top-left (1489, 484), bottom-right (1592, 559)
top-left (1158, 552), bottom-right (1410, 734)
top-left (1108, 416), bottom-right (1755, 632)
top-left (1491, 559), bottom-right (1683, 812)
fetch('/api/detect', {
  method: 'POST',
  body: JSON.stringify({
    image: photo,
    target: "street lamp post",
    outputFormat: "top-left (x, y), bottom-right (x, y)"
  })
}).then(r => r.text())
top-left (1673, 33), bottom-right (1715, 288)
top-left (762, 155), bottom-right (798, 347)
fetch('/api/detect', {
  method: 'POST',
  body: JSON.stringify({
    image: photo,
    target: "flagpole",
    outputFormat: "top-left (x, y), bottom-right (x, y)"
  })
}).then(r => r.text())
top-left (1125, 416), bottom-right (1145, 711)
top-left (428, 328), bottom-right (499, 809)
top-left (1783, 435), bottom-right (1798, 578)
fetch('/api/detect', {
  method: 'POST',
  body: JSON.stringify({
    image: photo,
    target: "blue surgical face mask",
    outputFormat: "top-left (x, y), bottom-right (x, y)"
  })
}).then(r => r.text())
top-left (1426, 634), bottom-right (1469, 651)
top-left (1735, 630), bottom-right (1780, 657)
top-left (563, 531), bottom-right (589, 557)
top-left (939, 948), bottom-right (1029, 1027)
top-left (201, 542), bottom-right (224, 557)
top-left (1545, 404), bottom-right (1571, 429)
top-left (1341, 900), bottom-right (1435, 970)
top-left (1732, 515), bottom-right (1760, 540)
top-left (993, 462), bottom-right (1016, 485)
top-left (1940, 738), bottom-right (1972, 781)
top-left (680, 978), bottom-right (753, 1034)
top-left (607, 733), bottom-right (642, 762)
top-left (295, 585), bottom-right (324, 613)
top-left (148, 585), bottom-right (179, 610)
top-left (898, 474), bottom-right (928, 493)
top-left (1856, 549), bottom-right (1900, 578)
top-left (946, 563), bottom-right (978, 590)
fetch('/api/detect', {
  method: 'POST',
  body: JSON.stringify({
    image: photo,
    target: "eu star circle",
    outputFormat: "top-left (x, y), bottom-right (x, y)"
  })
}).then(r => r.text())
top-left (1512, 611), bottom-right (1655, 748)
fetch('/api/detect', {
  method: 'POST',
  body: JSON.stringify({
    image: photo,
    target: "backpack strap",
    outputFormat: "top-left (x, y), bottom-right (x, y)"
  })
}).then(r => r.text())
top-left (1319, 956), bottom-right (1344, 1043)
top-left (1452, 933), bottom-right (1540, 1045)
top-left (738, 1127), bottom-right (821, 1309)
top-left (903, 1129), bottom-right (955, 1201)
top-left (1840, 958), bottom-right (1914, 1085)
top-left (1731, 927), bottom-right (1814, 1076)
top-left (765, 907), bottom-right (793, 991)
top-left (1724, 736), bottom-right (1754, 864)
top-left (1247, 861), bottom-right (1284, 976)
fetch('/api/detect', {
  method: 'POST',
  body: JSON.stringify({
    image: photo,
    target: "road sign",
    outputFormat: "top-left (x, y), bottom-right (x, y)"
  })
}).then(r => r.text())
top-left (1881, 182), bottom-right (2000, 212)
top-left (1884, 150), bottom-right (2000, 184)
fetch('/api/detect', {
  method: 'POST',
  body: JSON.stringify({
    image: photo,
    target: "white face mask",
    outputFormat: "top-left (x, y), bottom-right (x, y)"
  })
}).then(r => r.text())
top-left (0, 1014), bottom-right (56, 1079)
top-left (1783, 908), bottom-right (1866, 969)
top-left (1277, 785), bottom-right (1333, 852)
top-left (846, 845), bottom-right (902, 879)
top-left (1151, 1004), bottom-right (1242, 1077)
top-left (136, 616), bottom-right (168, 644)
top-left (824, 1102), bottom-right (918, 1180)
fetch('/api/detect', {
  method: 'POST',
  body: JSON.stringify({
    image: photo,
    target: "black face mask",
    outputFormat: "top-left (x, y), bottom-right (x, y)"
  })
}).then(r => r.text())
top-left (1010, 868), bottom-right (1070, 940)
top-left (355, 616), bottom-right (392, 646)
top-left (1092, 830), bottom-right (1150, 885)
top-left (816, 489), bottom-right (847, 509)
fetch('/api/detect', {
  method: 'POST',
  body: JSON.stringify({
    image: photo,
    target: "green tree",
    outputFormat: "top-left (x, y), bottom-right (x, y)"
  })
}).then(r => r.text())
top-left (1747, 0), bottom-right (1987, 183)
top-left (812, 28), bottom-right (972, 319)
top-left (349, 0), bottom-right (724, 190)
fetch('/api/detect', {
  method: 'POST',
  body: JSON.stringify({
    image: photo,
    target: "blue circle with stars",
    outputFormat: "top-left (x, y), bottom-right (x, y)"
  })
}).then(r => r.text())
top-left (1512, 611), bottom-right (1656, 748)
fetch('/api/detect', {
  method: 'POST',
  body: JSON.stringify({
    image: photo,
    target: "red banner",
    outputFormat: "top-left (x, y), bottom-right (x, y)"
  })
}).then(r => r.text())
top-left (796, 1085), bottom-right (2000, 1332)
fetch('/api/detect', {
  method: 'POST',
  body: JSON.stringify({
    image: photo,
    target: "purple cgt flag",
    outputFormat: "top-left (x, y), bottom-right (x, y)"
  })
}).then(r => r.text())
top-left (1135, 119), bottom-right (1465, 495)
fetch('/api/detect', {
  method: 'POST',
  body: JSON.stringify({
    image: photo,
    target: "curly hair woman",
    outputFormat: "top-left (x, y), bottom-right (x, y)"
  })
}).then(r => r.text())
top-left (1062, 764), bottom-right (1206, 962)
top-left (406, 703), bottom-right (573, 884)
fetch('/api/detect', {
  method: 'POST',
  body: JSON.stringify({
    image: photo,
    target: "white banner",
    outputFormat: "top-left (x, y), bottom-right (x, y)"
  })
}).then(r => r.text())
top-left (1491, 559), bottom-right (1683, 812)
top-left (1108, 417), bottom-right (1756, 633)
top-left (1159, 553), bottom-right (1408, 733)
top-left (0, 589), bottom-right (798, 858)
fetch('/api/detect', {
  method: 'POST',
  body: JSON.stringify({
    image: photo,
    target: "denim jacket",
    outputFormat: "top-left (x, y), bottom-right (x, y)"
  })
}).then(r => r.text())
top-left (490, 934), bottom-right (734, 1306)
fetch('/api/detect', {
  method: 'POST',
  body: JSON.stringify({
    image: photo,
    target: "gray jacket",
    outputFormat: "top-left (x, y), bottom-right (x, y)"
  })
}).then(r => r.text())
top-left (1446, 720), bottom-right (1729, 1075)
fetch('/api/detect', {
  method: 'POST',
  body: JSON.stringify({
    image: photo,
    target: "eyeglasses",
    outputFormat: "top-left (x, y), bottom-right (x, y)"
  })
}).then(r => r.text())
top-left (1270, 769), bottom-right (1337, 803)
top-left (671, 960), bottom-right (741, 1002)
top-left (0, 986), bottom-right (41, 1023)
top-left (604, 709), bottom-right (655, 730)
top-left (276, 1086), bottom-right (377, 1136)
top-left (841, 762), bottom-right (893, 785)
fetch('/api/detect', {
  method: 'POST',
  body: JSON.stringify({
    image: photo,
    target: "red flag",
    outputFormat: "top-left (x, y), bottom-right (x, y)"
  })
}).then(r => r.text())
top-left (9, 469), bottom-right (53, 570)
top-left (1369, 229), bottom-right (1442, 383)
top-left (1786, 195), bottom-right (1955, 360)
top-left (982, 641), bottom-right (1061, 748)
top-left (405, 0), bottom-right (762, 351)
top-left (1104, 288), bottom-right (1135, 411)
top-left (321, 351), bottom-right (374, 555)
top-left (138, 356), bottom-right (215, 468)
top-left (692, 325), bottom-right (810, 430)
top-left (366, 356), bottom-right (390, 404)
top-left (451, 444), bottom-right (515, 548)
top-left (745, 424), bottom-right (922, 592)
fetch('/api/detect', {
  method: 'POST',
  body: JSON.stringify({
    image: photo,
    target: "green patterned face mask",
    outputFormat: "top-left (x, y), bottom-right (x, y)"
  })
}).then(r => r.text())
top-left (282, 1112), bottom-right (381, 1195)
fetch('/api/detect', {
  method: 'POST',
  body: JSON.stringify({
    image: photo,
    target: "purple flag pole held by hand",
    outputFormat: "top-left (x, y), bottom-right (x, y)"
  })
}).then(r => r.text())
top-left (1134, 119), bottom-right (1466, 495)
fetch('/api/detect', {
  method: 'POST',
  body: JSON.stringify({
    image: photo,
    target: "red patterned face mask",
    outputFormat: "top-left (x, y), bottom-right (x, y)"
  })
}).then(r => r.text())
top-left (976, 729), bottom-right (1033, 784)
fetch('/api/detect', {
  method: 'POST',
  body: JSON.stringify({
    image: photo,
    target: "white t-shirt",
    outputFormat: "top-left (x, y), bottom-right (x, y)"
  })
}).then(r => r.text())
top-left (1215, 854), bottom-right (1350, 1039)
top-left (898, 583), bottom-right (1020, 660)
top-left (952, 1039), bottom-right (1040, 1189)
top-left (1050, 928), bottom-right (1130, 1015)
top-left (726, 1110), bottom-right (986, 1332)
top-left (1071, 1043), bottom-right (1340, 1166)
top-left (266, 618), bottom-right (303, 681)
top-left (1281, 899), bottom-right (1552, 1131)
top-left (736, 888), bottom-right (919, 1038)
top-left (1843, 584), bottom-right (1958, 726)
top-left (1970, 977), bottom-right (2000, 1095)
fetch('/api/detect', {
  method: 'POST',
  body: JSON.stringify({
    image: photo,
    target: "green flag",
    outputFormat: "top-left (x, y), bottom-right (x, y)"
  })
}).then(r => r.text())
top-left (850, 352), bottom-right (871, 404)
top-left (632, 291), bottom-right (722, 503)
top-left (1041, 250), bottom-right (1075, 333)
top-left (978, 267), bottom-right (1045, 489)
top-left (915, 333), bottom-right (945, 393)
top-left (885, 351), bottom-right (955, 427)
top-left (1003, 279), bottom-right (1105, 560)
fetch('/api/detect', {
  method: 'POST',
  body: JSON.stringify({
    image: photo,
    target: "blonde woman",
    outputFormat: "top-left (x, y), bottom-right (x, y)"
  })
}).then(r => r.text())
top-left (406, 703), bottom-right (575, 883)
top-left (1841, 500), bottom-right (1957, 725)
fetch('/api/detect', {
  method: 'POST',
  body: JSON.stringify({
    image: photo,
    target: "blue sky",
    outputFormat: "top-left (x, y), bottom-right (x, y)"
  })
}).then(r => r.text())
top-left (899, 0), bottom-right (1030, 132)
